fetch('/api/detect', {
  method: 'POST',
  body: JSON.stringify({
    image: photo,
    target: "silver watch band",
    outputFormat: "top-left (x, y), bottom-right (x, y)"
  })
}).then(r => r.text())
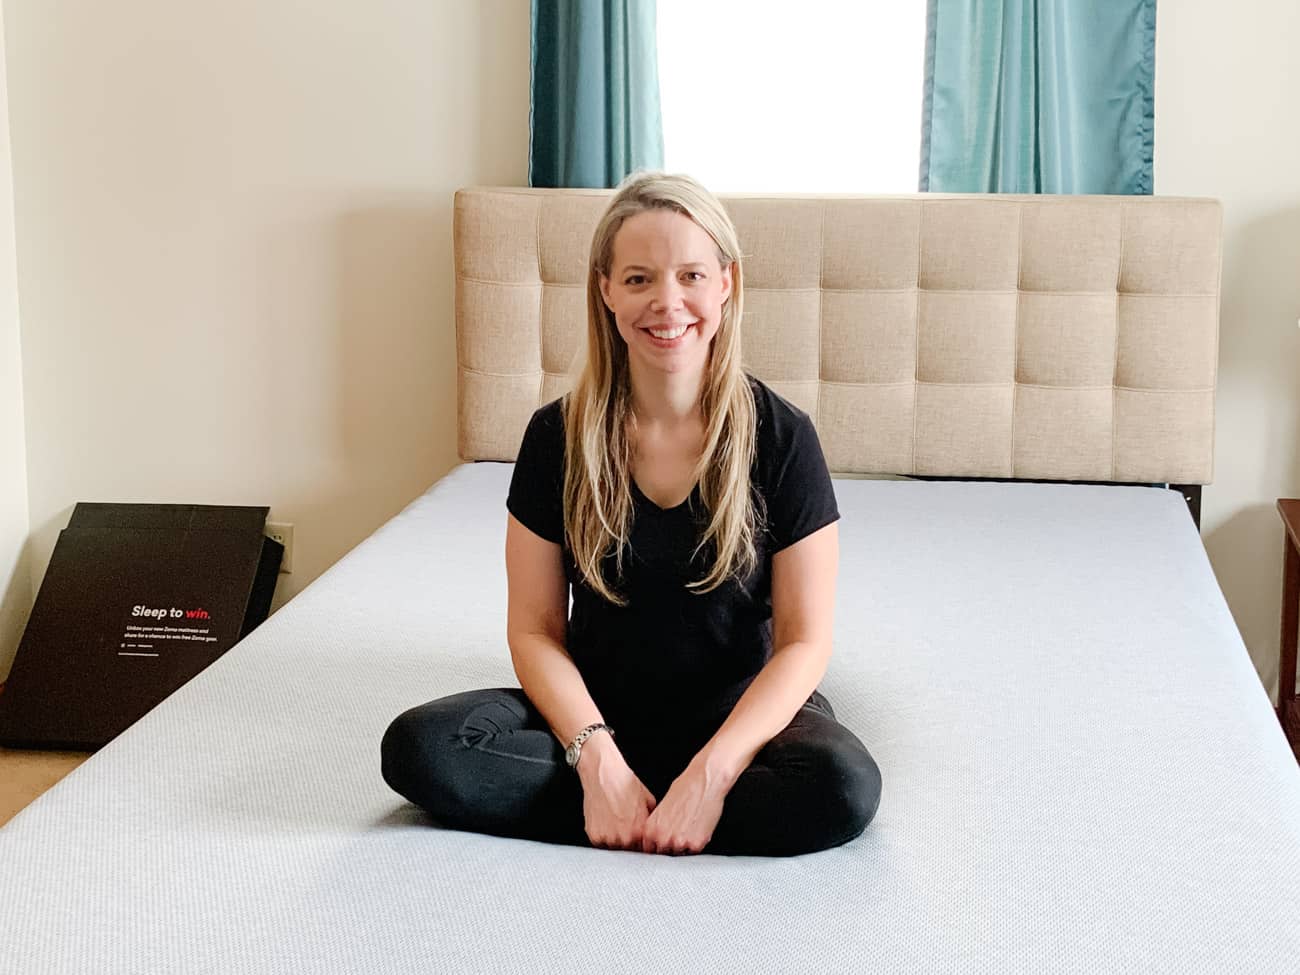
top-left (565, 722), bottom-right (614, 768)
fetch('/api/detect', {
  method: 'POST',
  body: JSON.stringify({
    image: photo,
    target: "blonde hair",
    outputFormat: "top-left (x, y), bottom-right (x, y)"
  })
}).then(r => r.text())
top-left (562, 171), bottom-right (760, 606)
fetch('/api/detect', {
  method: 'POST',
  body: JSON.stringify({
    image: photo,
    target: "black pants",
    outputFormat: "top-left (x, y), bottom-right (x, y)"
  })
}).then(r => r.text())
top-left (380, 687), bottom-right (882, 857)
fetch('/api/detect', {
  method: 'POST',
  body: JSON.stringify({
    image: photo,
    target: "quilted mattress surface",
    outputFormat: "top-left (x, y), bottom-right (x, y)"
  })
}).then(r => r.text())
top-left (3, 463), bottom-right (1299, 974)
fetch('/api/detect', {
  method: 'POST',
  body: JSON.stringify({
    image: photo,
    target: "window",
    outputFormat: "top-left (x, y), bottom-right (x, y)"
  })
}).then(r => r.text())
top-left (657, 1), bottom-right (928, 192)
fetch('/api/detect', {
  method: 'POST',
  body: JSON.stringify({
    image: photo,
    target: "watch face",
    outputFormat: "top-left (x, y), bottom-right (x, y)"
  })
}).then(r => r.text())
top-left (564, 742), bottom-right (579, 767)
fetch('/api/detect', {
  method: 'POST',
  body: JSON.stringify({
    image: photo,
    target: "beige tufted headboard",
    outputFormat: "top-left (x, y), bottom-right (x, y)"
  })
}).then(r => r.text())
top-left (455, 188), bottom-right (1221, 486)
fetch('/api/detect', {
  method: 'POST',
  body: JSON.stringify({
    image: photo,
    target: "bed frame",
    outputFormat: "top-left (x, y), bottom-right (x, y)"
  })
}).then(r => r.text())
top-left (453, 189), bottom-right (1221, 528)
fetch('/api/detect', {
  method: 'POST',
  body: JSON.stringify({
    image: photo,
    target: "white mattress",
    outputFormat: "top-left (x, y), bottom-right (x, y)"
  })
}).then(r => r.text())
top-left (3, 464), bottom-right (1299, 974)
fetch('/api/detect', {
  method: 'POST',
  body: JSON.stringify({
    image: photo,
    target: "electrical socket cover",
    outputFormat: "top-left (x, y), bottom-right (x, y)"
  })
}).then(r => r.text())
top-left (265, 522), bottom-right (294, 574)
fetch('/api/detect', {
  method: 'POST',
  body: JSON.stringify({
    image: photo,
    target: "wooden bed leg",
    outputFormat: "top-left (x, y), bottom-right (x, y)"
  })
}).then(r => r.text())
top-left (1170, 484), bottom-right (1201, 530)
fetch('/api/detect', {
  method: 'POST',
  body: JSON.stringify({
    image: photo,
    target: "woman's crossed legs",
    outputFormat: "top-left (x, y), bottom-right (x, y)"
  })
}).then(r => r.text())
top-left (380, 687), bottom-right (881, 857)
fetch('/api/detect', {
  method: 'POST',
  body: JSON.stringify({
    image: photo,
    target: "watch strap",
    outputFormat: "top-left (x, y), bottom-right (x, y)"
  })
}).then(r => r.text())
top-left (566, 722), bottom-right (614, 767)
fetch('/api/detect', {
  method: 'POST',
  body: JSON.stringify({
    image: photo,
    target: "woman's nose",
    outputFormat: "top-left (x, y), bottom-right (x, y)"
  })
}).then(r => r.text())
top-left (649, 278), bottom-right (682, 312)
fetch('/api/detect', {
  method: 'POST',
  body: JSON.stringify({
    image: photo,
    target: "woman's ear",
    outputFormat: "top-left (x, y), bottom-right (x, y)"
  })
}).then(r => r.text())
top-left (599, 274), bottom-right (614, 311)
top-left (720, 262), bottom-right (735, 303)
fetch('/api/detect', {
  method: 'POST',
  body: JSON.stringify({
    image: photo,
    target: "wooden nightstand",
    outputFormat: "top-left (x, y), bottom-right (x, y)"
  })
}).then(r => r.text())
top-left (1275, 500), bottom-right (1300, 759)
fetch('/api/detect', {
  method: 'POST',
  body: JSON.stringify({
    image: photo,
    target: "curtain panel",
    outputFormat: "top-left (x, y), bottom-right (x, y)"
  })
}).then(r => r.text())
top-left (921, 0), bottom-right (1156, 194)
top-left (530, 0), bottom-right (665, 188)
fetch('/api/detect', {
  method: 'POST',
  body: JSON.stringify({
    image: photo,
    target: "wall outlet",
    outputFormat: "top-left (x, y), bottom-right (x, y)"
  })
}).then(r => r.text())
top-left (265, 522), bottom-right (294, 574)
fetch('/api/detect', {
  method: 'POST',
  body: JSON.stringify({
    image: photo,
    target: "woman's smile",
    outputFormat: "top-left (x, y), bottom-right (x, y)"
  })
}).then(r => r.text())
top-left (642, 321), bottom-right (697, 346)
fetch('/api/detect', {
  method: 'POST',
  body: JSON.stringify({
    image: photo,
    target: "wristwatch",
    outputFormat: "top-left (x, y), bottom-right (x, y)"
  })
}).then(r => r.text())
top-left (564, 723), bottom-right (614, 769)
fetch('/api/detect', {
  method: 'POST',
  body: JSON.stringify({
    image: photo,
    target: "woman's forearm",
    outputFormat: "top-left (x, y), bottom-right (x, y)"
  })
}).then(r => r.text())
top-left (508, 632), bottom-right (608, 747)
top-left (695, 641), bottom-right (832, 791)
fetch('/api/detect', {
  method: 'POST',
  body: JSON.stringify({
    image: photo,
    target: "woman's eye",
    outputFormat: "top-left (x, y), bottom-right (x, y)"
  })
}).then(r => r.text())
top-left (625, 275), bottom-right (645, 286)
top-left (683, 272), bottom-right (704, 282)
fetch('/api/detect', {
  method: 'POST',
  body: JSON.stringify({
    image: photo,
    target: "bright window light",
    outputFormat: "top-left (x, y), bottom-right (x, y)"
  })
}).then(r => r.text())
top-left (657, 1), bottom-right (928, 192)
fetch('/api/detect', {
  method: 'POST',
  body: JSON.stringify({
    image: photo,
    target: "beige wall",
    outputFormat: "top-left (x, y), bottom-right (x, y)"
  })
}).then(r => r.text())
top-left (2, 0), bottom-right (529, 662)
top-left (0, 3), bottom-right (29, 680)
top-left (1156, 0), bottom-right (1300, 700)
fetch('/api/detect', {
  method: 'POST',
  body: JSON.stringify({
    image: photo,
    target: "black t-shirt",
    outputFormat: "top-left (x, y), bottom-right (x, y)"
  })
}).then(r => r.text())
top-left (506, 375), bottom-right (840, 735)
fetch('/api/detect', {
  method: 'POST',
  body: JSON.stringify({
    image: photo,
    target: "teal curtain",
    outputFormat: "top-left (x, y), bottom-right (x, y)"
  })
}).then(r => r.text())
top-left (920, 0), bottom-right (1155, 194)
top-left (530, 0), bottom-right (664, 188)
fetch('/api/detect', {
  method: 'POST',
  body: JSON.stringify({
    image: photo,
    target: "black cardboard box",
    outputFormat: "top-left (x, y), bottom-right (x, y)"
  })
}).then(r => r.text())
top-left (0, 503), bottom-right (283, 750)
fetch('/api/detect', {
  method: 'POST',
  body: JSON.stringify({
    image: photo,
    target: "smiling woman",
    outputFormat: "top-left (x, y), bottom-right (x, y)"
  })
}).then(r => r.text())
top-left (381, 172), bottom-right (882, 858)
top-left (600, 209), bottom-right (730, 368)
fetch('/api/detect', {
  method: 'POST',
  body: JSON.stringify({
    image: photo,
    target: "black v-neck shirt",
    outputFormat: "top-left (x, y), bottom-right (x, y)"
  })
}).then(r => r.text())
top-left (506, 375), bottom-right (840, 736)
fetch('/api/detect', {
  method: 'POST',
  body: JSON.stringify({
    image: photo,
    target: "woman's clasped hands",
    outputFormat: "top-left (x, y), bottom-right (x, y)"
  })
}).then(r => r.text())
top-left (576, 735), bottom-right (728, 855)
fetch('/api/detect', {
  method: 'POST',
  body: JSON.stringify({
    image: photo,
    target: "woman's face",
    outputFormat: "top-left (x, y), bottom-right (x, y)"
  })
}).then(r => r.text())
top-left (599, 209), bottom-right (733, 378)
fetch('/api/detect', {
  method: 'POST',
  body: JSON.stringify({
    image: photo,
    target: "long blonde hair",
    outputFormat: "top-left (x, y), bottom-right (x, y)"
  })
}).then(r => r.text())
top-left (562, 172), bottom-right (760, 606)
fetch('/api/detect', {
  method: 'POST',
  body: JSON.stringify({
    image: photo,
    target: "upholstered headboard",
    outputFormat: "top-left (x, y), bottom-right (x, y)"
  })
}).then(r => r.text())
top-left (455, 188), bottom-right (1221, 485)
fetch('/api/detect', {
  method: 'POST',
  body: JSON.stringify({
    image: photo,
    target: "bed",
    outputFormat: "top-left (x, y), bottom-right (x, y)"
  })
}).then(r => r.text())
top-left (3, 190), bottom-right (1298, 973)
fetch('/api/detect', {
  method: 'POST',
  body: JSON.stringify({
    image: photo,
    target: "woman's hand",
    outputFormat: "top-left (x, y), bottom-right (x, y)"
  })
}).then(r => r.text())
top-left (576, 734), bottom-right (657, 850)
top-left (640, 754), bottom-right (730, 855)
